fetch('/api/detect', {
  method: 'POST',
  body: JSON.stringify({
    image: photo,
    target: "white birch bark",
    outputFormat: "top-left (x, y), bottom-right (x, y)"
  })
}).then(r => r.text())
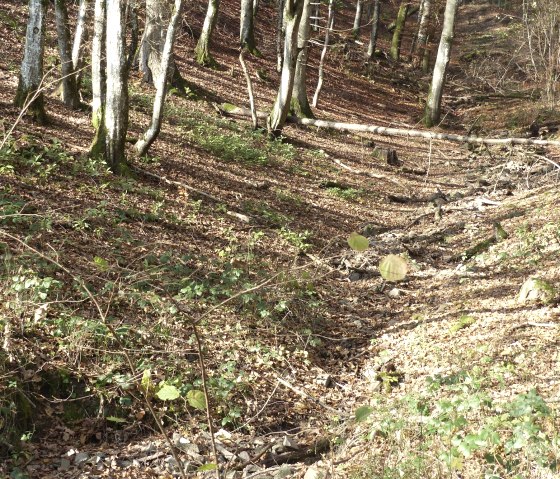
top-left (104, 0), bottom-right (129, 172)
top-left (15, 0), bottom-right (48, 124)
top-left (135, 0), bottom-right (183, 157)
top-left (55, 0), bottom-right (80, 109)
top-left (267, 0), bottom-right (305, 136)
top-left (424, 0), bottom-right (459, 127)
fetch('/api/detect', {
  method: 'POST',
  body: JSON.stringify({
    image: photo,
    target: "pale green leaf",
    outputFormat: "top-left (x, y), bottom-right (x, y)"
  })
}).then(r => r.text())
top-left (106, 416), bottom-right (127, 423)
top-left (156, 384), bottom-right (181, 401)
top-left (355, 405), bottom-right (374, 423)
top-left (379, 254), bottom-right (407, 282)
top-left (187, 389), bottom-right (207, 410)
top-left (197, 463), bottom-right (217, 471)
top-left (347, 232), bottom-right (369, 252)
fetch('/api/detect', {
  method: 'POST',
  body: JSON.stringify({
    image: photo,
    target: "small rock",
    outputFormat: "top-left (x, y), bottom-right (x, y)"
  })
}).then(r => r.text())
top-left (518, 278), bottom-right (557, 304)
top-left (282, 436), bottom-right (300, 450)
top-left (74, 452), bottom-right (89, 465)
top-left (237, 450), bottom-right (251, 462)
top-left (387, 288), bottom-right (400, 298)
top-left (348, 272), bottom-right (361, 282)
top-left (304, 466), bottom-right (326, 479)
top-left (275, 466), bottom-right (294, 478)
top-left (59, 459), bottom-right (71, 471)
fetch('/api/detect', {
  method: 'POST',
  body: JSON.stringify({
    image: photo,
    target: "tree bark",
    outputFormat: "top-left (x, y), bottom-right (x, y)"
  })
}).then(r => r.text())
top-left (291, 0), bottom-right (314, 118)
top-left (55, 0), bottom-right (81, 109)
top-left (135, 0), bottom-right (183, 157)
top-left (413, 0), bottom-right (431, 67)
top-left (239, 49), bottom-right (258, 129)
top-left (127, 0), bottom-right (140, 71)
top-left (312, 0), bottom-right (334, 107)
top-left (390, 2), bottom-right (409, 61)
top-left (71, 0), bottom-right (88, 87)
top-left (267, 0), bottom-right (305, 137)
top-left (195, 0), bottom-right (220, 66)
top-left (352, 0), bottom-right (363, 38)
top-left (276, 0), bottom-right (285, 72)
top-left (90, 0), bottom-right (106, 159)
top-left (240, 0), bottom-right (259, 55)
top-left (424, 0), bottom-right (459, 127)
top-left (14, 0), bottom-right (49, 124)
top-left (104, 0), bottom-right (129, 172)
top-left (140, 0), bottom-right (162, 83)
top-left (366, 0), bottom-right (380, 61)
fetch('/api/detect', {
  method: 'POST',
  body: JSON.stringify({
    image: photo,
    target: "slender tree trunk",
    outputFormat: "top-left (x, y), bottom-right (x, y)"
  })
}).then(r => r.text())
top-left (55, 0), bottom-right (81, 109)
top-left (390, 2), bottom-right (409, 61)
top-left (267, 0), bottom-right (305, 137)
top-left (311, 0), bottom-right (319, 31)
top-left (312, 0), bottom-right (334, 107)
top-left (352, 0), bottom-right (363, 37)
top-left (408, 0), bottom-right (423, 59)
top-left (90, 0), bottom-right (106, 159)
top-left (239, 49), bottom-right (258, 129)
top-left (276, 0), bottom-right (285, 72)
top-left (195, 0), bottom-right (220, 66)
top-left (15, 0), bottom-right (48, 124)
top-left (104, 0), bottom-right (129, 172)
top-left (135, 0), bottom-right (183, 157)
top-left (240, 0), bottom-right (259, 55)
top-left (414, 0), bottom-right (431, 67)
top-left (140, 0), bottom-right (161, 83)
top-left (127, 0), bottom-right (140, 71)
top-left (71, 0), bottom-right (88, 88)
top-left (424, 0), bottom-right (459, 127)
top-left (291, 0), bottom-right (314, 118)
top-left (366, 0), bottom-right (380, 60)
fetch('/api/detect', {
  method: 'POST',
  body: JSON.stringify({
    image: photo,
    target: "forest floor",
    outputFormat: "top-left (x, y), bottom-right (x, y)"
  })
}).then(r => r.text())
top-left (1, 1), bottom-right (560, 478)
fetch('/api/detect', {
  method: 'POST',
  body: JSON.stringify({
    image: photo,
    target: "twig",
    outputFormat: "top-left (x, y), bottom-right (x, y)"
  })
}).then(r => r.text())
top-left (239, 49), bottom-right (258, 130)
top-left (274, 375), bottom-right (345, 416)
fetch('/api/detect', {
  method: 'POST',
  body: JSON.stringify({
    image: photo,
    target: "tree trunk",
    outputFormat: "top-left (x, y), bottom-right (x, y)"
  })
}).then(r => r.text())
top-left (291, 0), bottom-right (313, 118)
top-left (312, 0), bottom-right (319, 31)
top-left (195, 0), bottom-right (220, 66)
top-left (366, 0), bottom-right (380, 60)
top-left (424, 0), bottom-right (458, 127)
top-left (55, 0), bottom-right (81, 109)
top-left (390, 2), bottom-right (409, 61)
top-left (14, 0), bottom-right (48, 124)
top-left (90, 0), bottom-right (106, 159)
top-left (312, 0), bottom-right (334, 107)
top-left (71, 0), bottom-right (88, 88)
top-left (127, 0), bottom-right (140, 71)
top-left (276, 0), bottom-right (285, 72)
top-left (104, 0), bottom-right (129, 172)
top-left (240, 0), bottom-right (259, 55)
top-left (140, 0), bottom-right (162, 83)
top-left (352, 0), bottom-right (363, 38)
top-left (267, 0), bottom-right (305, 137)
top-left (135, 0), bottom-right (183, 157)
top-left (413, 0), bottom-right (431, 67)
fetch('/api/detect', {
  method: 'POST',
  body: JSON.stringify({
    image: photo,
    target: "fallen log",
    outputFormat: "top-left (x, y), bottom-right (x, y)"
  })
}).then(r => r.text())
top-left (219, 104), bottom-right (560, 148)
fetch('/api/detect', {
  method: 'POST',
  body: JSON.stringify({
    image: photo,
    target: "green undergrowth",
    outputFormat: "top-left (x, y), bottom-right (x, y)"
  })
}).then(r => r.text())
top-left (354, 367), bottom-right (560, 479)
top-left (0, 135), bottom-right (325, 463)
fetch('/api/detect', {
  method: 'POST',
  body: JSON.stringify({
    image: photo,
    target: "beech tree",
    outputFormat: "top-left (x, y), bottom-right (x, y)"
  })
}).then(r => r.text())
top-left (366, 0), bottom-right (381, 61)
top-left (104, 0), bottom-right (129, 172)
top-left (90, 0), bottom-right (106, 159)
top-left (240, 0), bottom-right (258, 54)
top-left (71, 0), bottom-right (89, 88)
top-left (54, 0), bottom-right (81, 109)
top-left (425, 0), bottom-right (459, 127)
top-left (352, 0), bottom-right (363, 38)
top-left (390, 2), bottom-right (409, 61)
top-left (135, 0), bottom-right (184, 156)
top-left (195, 0), bottom-right (220, 66)
top-left (15, 0), bottom-right (49, 124)
top-left (267, 0), bottom-right (305, 136)
top-left (290, 0), bottom-right (314, 118)
top-left (413, 0), bottom-right (431, 67)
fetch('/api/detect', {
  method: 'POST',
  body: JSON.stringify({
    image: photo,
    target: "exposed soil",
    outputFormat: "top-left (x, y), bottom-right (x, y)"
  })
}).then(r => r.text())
top-left (1, 1), bottom-right (560, 478)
